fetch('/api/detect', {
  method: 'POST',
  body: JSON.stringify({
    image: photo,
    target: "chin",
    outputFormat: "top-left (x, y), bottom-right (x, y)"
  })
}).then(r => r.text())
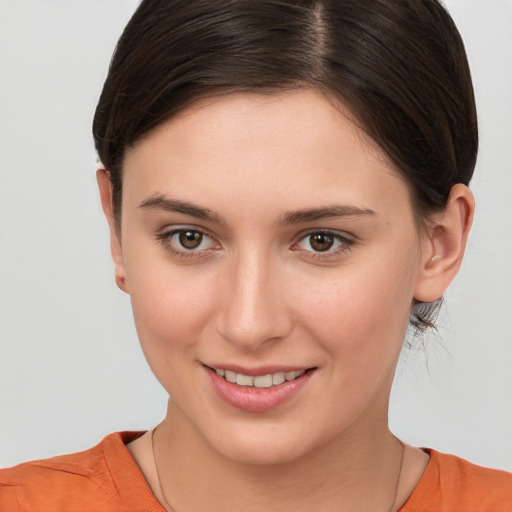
top-left (213, 433), bottom-right (309, 466)
top-left (199, 416), bottom-right (335, 467)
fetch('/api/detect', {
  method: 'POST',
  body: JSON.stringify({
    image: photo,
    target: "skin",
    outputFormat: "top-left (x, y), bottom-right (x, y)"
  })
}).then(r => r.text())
top-left (98, 89), bottom-right (474, 511)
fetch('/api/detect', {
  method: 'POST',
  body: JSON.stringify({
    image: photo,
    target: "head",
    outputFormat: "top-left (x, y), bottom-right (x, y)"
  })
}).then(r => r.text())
top-left (93, 0), bottom-right (476, 463)
top-left (93, 0), bottom-right (477, 331)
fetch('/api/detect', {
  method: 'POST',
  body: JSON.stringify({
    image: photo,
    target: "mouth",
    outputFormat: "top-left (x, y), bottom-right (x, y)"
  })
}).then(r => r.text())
top-left (204, 365), bottom-right (316, 412)
top-left (211, 367), bottom-right (308, 388)
top-left (205, 365), bottom-right (315, 387)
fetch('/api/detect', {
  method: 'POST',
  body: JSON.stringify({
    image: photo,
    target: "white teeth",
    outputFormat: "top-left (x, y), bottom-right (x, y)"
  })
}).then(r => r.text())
top-left (272, 372), bottom-right (285, 385)
top-left (253, 374), bottom-right (273, 388)
top-left (285, 371), bottom-right (296, 381)
top-left (286, 370), bottom-right (305, 381)
top-left (225, 370), bottom-right (237, 383)
top-left (215, 368), bottom-right (307, 387)
top-left (236, 373), bottom-right (254, 386)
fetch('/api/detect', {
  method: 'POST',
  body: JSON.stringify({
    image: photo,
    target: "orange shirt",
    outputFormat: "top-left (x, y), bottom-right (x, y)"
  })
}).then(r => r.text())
top-left (1, 432), bottom-right (511, 511)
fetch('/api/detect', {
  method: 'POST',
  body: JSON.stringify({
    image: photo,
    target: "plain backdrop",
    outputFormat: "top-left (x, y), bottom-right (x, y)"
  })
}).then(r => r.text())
top-left (1, 0), bottom-right (511, 470)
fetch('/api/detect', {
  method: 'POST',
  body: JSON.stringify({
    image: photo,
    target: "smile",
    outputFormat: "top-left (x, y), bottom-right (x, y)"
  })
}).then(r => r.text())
top-left (206, 365), bottom-right (315, 412)
top-left (213, 368), bottom-right (307, 388)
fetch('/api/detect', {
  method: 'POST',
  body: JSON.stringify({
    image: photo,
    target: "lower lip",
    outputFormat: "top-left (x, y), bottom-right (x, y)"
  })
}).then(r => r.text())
top-left (205, 367), bottom-right (314, 413)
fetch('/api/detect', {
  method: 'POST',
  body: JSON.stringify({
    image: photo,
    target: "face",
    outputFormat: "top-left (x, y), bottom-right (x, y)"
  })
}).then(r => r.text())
top-left (114, 90), bottom-right (429, 464)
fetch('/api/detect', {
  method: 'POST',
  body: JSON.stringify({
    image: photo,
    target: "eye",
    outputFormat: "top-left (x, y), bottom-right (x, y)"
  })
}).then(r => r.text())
top-left (157, 227), bottom-right (219, 257)
top-left (175, 230), bottom-right (207, 250)
top-left (294, 231), bottom-right (352, 255)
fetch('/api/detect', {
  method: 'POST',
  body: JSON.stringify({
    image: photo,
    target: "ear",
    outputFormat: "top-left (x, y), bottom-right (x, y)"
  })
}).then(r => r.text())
top-left (97, 169), bottom-right (129, 294)
top-left (414, 184), bottom-right (475, 303)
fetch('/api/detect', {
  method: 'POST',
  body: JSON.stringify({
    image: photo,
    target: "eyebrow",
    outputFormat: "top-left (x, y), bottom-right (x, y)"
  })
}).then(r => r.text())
top-left (139, 194), bottom-right (376, 225)
top-left (139, 195), bottom-right (226, 225)
top-left (279, 205), bottom-right (376, 224)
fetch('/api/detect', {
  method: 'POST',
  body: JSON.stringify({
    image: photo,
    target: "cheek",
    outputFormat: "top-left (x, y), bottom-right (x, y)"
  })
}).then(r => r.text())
top-left (125, 254), bottom-right (219, 373)
top-left (293, 250), bottom-right (418, 362)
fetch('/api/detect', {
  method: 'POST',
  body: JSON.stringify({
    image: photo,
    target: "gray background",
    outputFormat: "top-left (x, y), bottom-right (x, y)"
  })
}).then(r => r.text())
top-left (1, 0), bottom-right (511, 470)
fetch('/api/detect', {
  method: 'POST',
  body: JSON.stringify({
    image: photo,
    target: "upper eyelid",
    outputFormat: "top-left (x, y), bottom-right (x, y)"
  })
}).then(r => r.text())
top-left (158, 223), bottom-right (208, 233)
top-left (157, 227), bottom-right (219, 257)
top-left (294, 228), bottom-right (355, 242)
top-left (158, 224), bottom-right (216, 240)
top-left (156, 226), bottom-right (218, 246)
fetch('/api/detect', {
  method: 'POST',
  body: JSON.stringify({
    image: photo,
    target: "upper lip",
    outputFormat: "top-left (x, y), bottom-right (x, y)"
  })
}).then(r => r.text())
top-left (203, 363), bottom-right (314, 376)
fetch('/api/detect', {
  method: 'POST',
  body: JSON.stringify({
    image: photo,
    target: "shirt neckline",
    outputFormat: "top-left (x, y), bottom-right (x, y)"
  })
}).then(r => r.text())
top-left (109, 431), bottom-right (437, 511)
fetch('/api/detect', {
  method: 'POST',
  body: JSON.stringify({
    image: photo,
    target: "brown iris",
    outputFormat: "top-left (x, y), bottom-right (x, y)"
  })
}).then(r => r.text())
top-left (309, 233), bottom-right (334, 252)
top-left (179, 230), bottom-right (203, 249)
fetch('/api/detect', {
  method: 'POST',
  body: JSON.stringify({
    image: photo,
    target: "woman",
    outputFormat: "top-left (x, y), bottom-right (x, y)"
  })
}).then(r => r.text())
top-left (1, 0), bottom-right (511, 510)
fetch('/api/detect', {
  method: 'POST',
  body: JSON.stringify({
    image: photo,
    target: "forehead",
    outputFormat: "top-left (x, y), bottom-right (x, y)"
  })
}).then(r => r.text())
top-left (134, 89), bottom-right (388, 163)
top-left (122, 89), bottom-right (413, 221)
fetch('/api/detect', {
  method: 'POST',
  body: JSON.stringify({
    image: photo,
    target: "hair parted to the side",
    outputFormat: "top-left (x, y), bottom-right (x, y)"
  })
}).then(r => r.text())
top-left (93, 0), bottom-right (478, 332)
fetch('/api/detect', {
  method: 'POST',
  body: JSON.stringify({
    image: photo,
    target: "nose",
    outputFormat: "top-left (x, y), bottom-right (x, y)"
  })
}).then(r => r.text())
top-left (215, 249), bottom-right (293, 351)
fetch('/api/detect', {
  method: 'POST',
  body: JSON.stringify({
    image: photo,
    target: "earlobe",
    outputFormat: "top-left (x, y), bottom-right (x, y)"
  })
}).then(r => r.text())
top-left (414, 184), bottom-right (475, 303)
top-left (96, 169), bottom-right (129, 294)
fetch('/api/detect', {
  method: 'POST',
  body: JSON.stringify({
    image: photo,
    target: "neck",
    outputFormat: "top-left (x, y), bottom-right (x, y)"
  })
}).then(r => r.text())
top-left (153, 399), bottom-right (403, 512)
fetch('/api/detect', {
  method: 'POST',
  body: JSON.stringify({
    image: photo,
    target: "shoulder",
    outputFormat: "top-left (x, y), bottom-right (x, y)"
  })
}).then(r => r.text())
top-left (401, 449), bottom-right (512, 512)
top-left (0, 432), bottom-right (163, 512)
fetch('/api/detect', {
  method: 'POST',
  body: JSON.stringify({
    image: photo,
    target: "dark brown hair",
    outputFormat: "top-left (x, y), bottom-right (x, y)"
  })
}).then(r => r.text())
top-left (93, 0), bottom-right (478, 331)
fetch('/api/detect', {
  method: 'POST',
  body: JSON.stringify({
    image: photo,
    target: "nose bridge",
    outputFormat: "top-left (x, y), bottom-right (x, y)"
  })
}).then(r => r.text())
top-left (216, 245), bottom-right (290, 350)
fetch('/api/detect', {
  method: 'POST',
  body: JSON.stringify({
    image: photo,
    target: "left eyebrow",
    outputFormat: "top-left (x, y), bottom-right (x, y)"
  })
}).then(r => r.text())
top-left (279, 204), bottom-right (376, 225)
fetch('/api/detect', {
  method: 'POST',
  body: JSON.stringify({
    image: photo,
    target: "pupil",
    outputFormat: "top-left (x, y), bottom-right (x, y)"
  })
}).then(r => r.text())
top-left (179, 230), bottom-right (202, 249)
top-left (310, 233), bottom-right (334, 252)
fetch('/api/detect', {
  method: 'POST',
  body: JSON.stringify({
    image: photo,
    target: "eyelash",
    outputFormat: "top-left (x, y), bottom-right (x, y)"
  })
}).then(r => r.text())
top-left (156, 227), bottom-right (219, 259)
top-left (292, 230), bottom-right (354, 259)
top-left (155, 227), bottom-right (354, 260)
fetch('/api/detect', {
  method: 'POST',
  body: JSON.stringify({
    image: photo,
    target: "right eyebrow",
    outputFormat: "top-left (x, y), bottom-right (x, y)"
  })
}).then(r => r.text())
top-left (139, 194), bottom-right (226, 226)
